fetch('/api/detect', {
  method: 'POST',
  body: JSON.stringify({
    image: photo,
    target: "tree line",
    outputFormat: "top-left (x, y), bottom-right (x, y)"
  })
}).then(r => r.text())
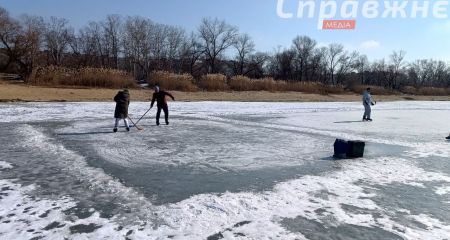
top-left (1, 7), bottom-right (449, 89)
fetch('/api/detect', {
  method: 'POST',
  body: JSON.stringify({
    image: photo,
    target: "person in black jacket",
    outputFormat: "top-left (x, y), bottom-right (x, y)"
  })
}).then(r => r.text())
top-left (150, 85), bottom-right (175, 125)
top-left (113, 89), bottom-right (130, 132)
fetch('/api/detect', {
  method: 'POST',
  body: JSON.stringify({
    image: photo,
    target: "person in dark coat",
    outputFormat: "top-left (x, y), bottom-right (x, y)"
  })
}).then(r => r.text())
top-left (150, 85), bottom-right (175, 125)
top-left (113, 89), bottom-right (130, 132)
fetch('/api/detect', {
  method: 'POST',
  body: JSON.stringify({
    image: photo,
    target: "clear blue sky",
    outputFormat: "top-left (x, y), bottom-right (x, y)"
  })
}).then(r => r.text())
top-left (1, 0), bottom-right (449, 61)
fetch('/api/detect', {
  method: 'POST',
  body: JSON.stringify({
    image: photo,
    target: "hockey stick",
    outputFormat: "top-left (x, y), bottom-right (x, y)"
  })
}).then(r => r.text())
top-left (127, 117), bottom-right (143, 131)
top-left (134, 106), bottom-right (152, 125)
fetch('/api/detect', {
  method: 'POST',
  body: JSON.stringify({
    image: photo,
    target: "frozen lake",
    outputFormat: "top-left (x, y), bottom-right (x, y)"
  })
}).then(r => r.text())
top-left (1, 101), bottom-right (449, 239)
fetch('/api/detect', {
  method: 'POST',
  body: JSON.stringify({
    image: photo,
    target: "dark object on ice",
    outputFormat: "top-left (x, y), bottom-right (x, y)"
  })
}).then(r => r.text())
top-left (114, 89), bottom-right (130, 119)
top-left (333, 139), bottom-right (365, 159)
top-left (334, 139), bottom-right (349, 158)
top-left (347, 141), bottom-right (365, 158)
top-left (446, 135), bottom-right (450, 140)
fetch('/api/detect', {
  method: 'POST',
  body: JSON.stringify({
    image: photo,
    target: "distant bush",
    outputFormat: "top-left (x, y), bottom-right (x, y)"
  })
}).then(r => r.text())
top-left (199, 74), bottom-right (229, 91)
top-left (148, 71), bottom-right (197, 92)
top-left (29, 66), bottom-right (136, 88)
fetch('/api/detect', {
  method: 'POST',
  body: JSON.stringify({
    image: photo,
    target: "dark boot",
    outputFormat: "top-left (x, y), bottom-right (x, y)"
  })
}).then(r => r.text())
top-left (113, 128), bottom-right (118, 133)
top-left (126, 127), bottom-right (130, 132)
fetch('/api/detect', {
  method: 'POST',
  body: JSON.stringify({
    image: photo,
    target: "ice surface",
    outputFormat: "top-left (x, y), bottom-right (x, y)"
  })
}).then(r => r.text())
top-left (0, 101), bottom-right (449, 239)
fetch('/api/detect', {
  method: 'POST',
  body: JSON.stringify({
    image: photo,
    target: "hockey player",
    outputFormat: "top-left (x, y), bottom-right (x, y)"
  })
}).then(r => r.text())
top-left (362, 88), bottom-right (376, 121)
top-left (150, 85), bottom-right (175, 126)
top-left (113, 89), bottom-right (130, 132)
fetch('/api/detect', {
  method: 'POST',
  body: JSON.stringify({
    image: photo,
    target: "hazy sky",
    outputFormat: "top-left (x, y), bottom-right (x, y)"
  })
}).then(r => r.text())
top-left (1, 0), bottom-right (450, 61)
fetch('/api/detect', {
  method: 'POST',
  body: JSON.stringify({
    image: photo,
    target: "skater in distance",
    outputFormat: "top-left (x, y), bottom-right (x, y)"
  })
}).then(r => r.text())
top-left (150, 84), bottom-right (175, 126)
top-left (113, 89), bottom-right (130, 132)
top-left (362, 88), bottom-right (376, 122)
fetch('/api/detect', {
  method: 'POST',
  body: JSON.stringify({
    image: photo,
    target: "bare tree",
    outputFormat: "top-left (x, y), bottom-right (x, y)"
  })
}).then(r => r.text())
top-left (149, 23), bottom-right (168, 70)
top-left (19, 15), bottom-right (45, 74)
top-left (292, 36), bottom-right (316, 81)
top-left (198, 18), bottom-right (238, 73)
top-left (325, 44), bottom-right (345, 85)
top-left (165, 25), bottom-right (185, 71)
top-left (245, 52), bottom-right (268, 78)
top-left (354, 54), bottom-right (369, 84)
top-left (386, 50), bottom-right (406, 89)
top-left (309, 47), bottom-right (327, 82)
top-left (70, 26), bottom-right (98, 68)
top-left (0, 7), bottom-right (24, 71)
top-left (268, 47), bottom-right (296, 80)
top-left (122, 16), bottom-right (152, 79)
top-left (0, 8), bottom-right (44, 75)
top-left (180, 32), bottom-right (203, 76)
top-left (336, 51), bottom-right (358, 85)
top-left (407, 59), bottom-right (449, 88)
top-left (103, 15), bottom-right (122, 69)
top-left (233, 33), bottom-right (255, 75)
top-left (43, 17), bottom-right (73, 66)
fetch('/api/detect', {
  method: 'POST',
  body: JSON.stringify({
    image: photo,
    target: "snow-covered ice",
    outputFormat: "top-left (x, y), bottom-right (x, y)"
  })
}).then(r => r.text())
top-left (0, 101), bottom-right (449, 239)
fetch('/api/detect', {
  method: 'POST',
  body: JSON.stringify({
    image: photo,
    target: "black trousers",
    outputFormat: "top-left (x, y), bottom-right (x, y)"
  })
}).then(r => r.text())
top-left (156, 105), bottom-right (169, 124)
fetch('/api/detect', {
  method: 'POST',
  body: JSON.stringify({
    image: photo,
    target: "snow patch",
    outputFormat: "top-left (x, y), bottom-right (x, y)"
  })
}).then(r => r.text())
top-left (0, 161), bottom-right (12, 169)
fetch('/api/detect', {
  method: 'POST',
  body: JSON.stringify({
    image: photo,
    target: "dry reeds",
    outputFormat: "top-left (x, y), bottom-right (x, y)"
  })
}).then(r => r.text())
top-left (228, 76), bottom-right (279, 91)
top-left (228, 76), bottom-right (345, 94)
top-left (229, 77), bottom-right (344, 94)
top-left (29, 66), bottom-right (136, 88)
top-left (147, 71), bottom-right (197, 92)
top-left (402, 86), bottom-right (450, 96)
top-left (349, 84), bottom-right (396, 95)
top-left (30, 68), bottom-right (447, 96)
top-left (199, 74), bottom-right (229, 91)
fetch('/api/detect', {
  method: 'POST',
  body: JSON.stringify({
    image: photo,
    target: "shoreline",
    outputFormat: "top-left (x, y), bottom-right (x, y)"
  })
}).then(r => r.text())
top-left (1, 81), bottom-right (449, 103)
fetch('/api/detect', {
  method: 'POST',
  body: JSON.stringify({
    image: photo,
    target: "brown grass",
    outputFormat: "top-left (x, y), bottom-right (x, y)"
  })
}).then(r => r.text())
top-left (402, 86), bottom-right (450, 96)
top-left (2, 80), bottom-right (450, 102)
top-left (349, 84), bottom-right (396, 95)
top-left (147, 71), bottom-right (197, 91)
top-left (282, 82), bottom-right (345, 94)
top-left (199, 74), bottom-right (229, 91)
top-left (29, 66), bottom-right (136, 88)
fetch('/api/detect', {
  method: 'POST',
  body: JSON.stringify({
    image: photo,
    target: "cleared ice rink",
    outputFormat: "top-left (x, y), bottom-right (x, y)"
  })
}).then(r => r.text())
top-left (1, 101), bottom-right (449, 239)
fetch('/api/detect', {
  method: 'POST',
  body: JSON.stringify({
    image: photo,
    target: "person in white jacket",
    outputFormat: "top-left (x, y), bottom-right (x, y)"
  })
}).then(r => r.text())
top-left (362, 88), bottom-right (375, 121)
